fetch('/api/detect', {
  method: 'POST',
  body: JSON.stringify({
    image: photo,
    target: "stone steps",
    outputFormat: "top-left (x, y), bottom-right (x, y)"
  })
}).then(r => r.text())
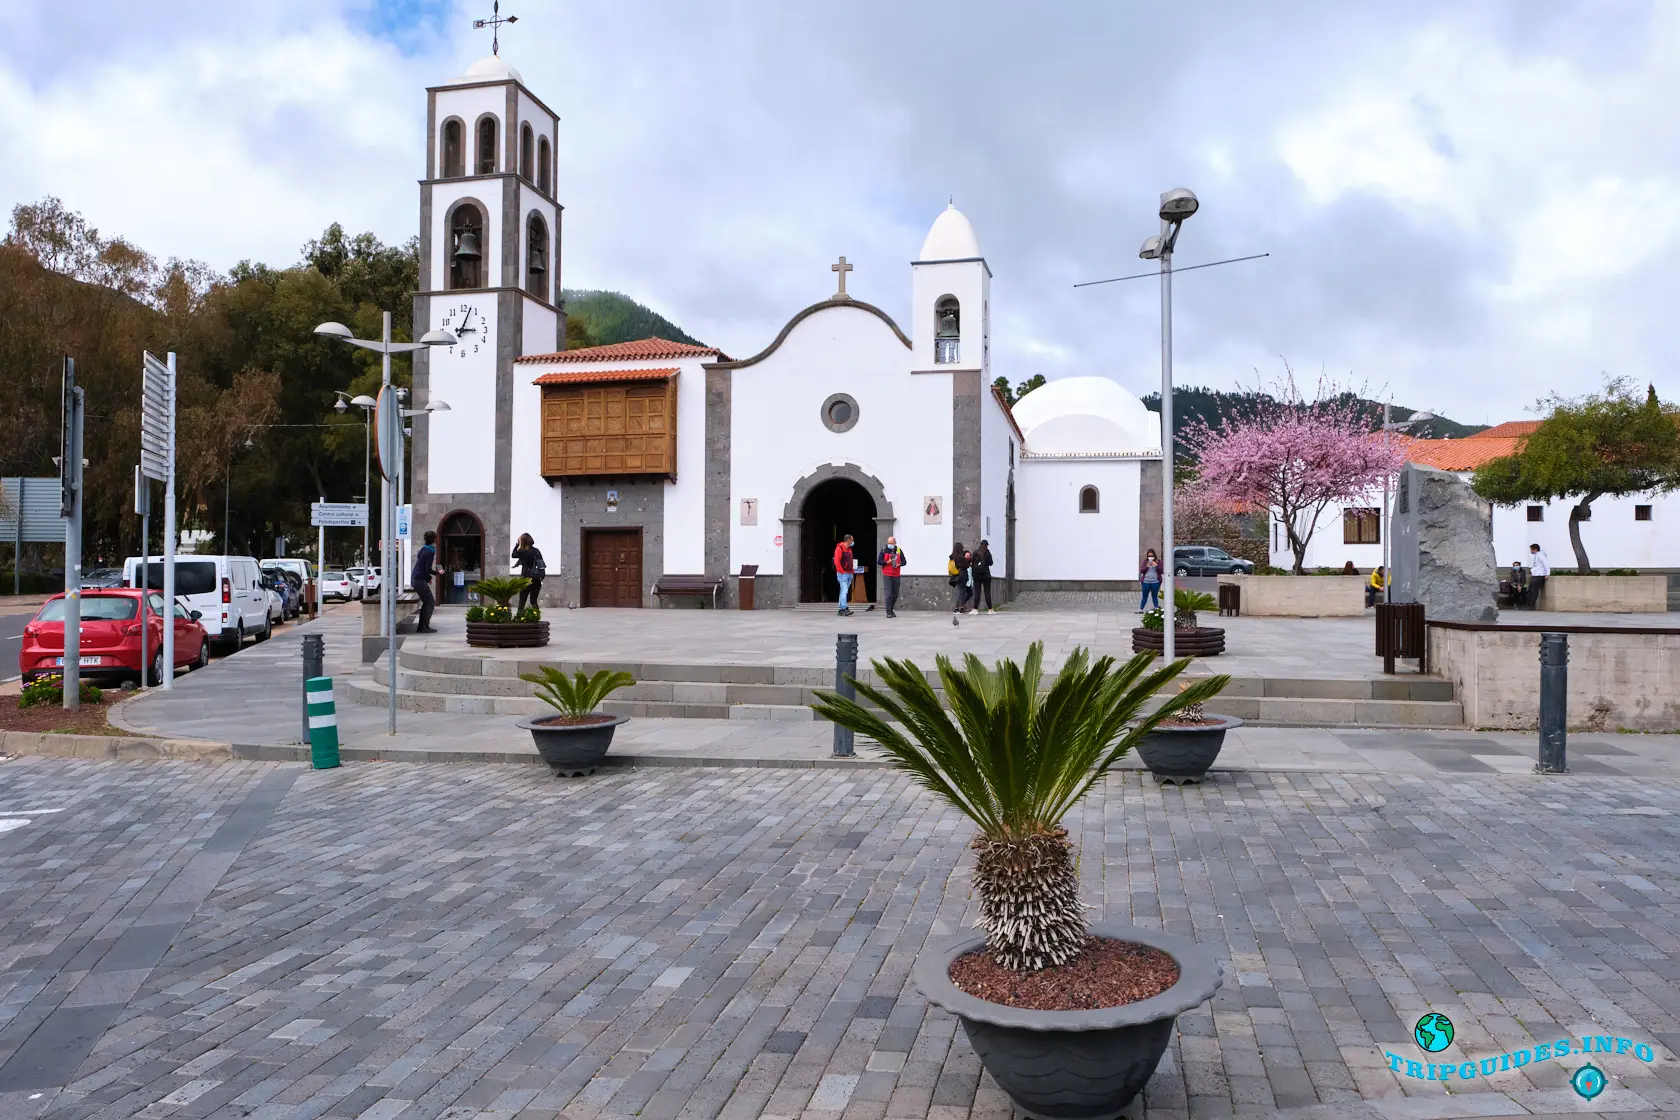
top-left (351, 651), bottom-right (1464, 726)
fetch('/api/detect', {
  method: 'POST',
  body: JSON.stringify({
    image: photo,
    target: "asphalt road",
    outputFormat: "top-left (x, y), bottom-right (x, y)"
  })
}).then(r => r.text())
top-left (0, 612), bottom-right (29, 682)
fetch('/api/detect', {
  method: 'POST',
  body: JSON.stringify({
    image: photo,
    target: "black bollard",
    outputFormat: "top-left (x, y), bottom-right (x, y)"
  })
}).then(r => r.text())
top-left (833, 633), bottom-right (858, 758)
top-left (1536, 632), bottom-right (1568, 774)
top-left (302, 634), bottom-right (326, 747)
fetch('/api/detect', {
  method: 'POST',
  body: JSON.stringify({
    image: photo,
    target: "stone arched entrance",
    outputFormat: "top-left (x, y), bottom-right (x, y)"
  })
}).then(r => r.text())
top-left (781, 465), bottom-right (895, 606)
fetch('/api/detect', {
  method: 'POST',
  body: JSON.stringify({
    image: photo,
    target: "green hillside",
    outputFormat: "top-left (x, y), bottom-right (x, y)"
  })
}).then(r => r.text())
top-left (562, 289), bottom-right (703, 349)
top-left (1141, 385), bottom-right (1487, 447)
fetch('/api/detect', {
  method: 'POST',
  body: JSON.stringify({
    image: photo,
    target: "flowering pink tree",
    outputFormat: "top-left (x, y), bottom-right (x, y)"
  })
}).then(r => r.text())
top-left (1181, 377), bottom-right (1405, 574)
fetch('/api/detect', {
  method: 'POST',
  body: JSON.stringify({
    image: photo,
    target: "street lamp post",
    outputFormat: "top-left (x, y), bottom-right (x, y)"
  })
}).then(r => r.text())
top-left (315, 313), bottom-right (455, 734)
top-left (1139, 188), bottom-right (1200, 663)
top-left (334, 392), bottom-right (378, 576)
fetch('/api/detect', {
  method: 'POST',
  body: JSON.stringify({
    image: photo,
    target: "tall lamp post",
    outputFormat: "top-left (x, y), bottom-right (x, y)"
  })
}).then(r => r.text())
top-left (315, 313), bottom-right (455, 735)
top-left (1138, 188), bottom-right (1200, 663)
top-left (1378, 406), bottom-right (1435, 603)
top-left (334, 391), bottom-right (378, 574)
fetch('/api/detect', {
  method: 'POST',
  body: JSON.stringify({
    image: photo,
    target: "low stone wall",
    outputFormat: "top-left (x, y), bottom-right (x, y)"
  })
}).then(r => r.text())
top-left (1217, 574), bottom-right (1366, 617)
top-left (1428, 622), bottom-right (1680, 731)
top-left (1538, 575), bottom-right (1669, 613)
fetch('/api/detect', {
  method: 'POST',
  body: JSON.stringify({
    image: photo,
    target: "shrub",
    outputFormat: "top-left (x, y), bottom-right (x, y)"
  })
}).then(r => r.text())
top-left (20, 674), bottom-right (103, 709)
top-left (465, 605), bottom-right (485, 622)
top-left (1141, 607), bottom-right (1164, 631)
top-left (812, 642), bottom-right (1228, 971)
top-left (1605, 568), bottom-right (1640, 576)
top-left (521, 666), bottom-right (636, 719)
top-left (1255, 564), bottom-right (1290, 575)
top-left (515, 606), bottom-right (541, 623)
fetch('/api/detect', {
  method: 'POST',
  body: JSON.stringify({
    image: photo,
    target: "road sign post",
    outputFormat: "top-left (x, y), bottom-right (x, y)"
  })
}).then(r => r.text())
top-left (136, 467), bottom-right (149, 689)
top-left (310, 502), bottom-right (369, 528)
top-left (143, 351), bottom-right (179, 688)
top-left (60, 359), bottom-right (83, 711)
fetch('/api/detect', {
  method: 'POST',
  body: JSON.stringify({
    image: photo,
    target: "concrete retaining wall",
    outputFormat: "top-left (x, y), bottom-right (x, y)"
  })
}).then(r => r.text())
top-left (1538, 575), bottom-right (1669, 613)
top-left (1428, 625), bottom-right (1680, 731)
top-left (1218, 574), bottom-right (1366, 617)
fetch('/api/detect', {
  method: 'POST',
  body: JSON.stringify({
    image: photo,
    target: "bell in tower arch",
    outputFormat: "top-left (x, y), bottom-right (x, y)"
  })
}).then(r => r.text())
top-left (453, 228), bottom-right (481, 262)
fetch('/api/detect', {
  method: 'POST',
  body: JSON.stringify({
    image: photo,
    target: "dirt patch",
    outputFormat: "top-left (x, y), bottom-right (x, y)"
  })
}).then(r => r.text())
top-left (950, 937), bottom-right (1179, 1012)
top-left (1156, 716), bottom-right (1226, 728)
top-left (532, 714), bottom-right (618, 727)
top-left (1, 698), bottom-right (132, 737)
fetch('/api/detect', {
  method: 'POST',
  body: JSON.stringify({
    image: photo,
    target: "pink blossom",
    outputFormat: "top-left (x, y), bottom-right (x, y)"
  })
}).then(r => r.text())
top-left (1181, 375), bottom-right (1404, 574)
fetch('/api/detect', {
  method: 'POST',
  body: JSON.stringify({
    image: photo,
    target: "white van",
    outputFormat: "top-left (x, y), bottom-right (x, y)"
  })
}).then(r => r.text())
top-left (124, 555), bottom-right (272, 651)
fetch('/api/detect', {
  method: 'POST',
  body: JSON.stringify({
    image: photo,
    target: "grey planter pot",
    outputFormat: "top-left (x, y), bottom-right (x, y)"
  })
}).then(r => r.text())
top-left (1135, 715), bottom-right (1242, 783)
top-left (517, 713), bottom-right (628, 776)
top-left (915, 923), bottom-right (1225, 1120)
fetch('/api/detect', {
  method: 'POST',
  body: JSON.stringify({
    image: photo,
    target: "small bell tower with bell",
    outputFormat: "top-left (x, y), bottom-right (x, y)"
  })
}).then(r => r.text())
top-left (412, 5), bottom-right (565, 577)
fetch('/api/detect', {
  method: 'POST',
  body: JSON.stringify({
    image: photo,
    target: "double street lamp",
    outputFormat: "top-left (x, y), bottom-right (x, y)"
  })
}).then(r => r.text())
top-left (314, 312), bottom-right (455, 734)
top-left (1139, 188), bottom-right (1200, 663)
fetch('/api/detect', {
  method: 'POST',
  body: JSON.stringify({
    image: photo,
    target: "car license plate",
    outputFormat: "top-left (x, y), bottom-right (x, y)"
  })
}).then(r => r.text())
top-left (53, 656), bottom-right (102, 667)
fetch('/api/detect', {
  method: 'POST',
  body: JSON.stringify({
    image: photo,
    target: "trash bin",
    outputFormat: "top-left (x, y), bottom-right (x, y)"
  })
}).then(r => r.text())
top-left (1375, 601), bottom-right (1427, 674)
top-left (737, 564), bottom-right (759, 611)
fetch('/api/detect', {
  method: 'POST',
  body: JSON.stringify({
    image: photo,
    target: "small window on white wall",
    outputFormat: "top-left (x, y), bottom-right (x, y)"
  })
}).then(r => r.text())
top-left (1079, 486), bottom-right (1099, 513)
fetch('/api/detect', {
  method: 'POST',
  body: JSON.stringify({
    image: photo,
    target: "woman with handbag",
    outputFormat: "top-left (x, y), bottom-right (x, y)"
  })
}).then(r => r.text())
top-left (511, 533), bottom-right (546, 612)
top-left (948, 543), bottom-right (971, 614)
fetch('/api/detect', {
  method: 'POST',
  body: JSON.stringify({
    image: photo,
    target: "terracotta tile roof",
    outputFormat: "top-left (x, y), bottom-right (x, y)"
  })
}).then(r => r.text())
top-left (531, 367), bottom-right (678, 386)
top-left (1469, 420), bottom-right (1542, 439)
top-left (515, 337), bottom-right (726, 364)
top-left (1399, 434), bottom-right (1523, 472)
top-left (990, 385), bottom-right (1026, 443)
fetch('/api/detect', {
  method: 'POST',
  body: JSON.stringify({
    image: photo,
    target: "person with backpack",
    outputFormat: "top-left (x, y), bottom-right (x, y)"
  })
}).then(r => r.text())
top-left (948, 543), bottom-right (970, 614)
top-left (833, 534), bottom-right (857, 616)
top-left (878, 536), bottom-right (906, 618)
top-left (511, 533), bottom-right (546, 612)
top-left (972, 540), bottom-right (996, 614)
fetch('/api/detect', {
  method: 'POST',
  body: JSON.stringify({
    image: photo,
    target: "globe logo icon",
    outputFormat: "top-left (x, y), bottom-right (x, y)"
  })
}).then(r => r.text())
top-left (1414, 1013), bottom-right (1454, 1053)
top-left (1571, 1064), bottom-right (1606, 1101)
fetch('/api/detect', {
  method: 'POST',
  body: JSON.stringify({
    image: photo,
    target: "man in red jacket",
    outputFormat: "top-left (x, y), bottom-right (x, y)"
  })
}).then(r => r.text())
top-left (833, 534), bottom-right (856, 616)
top-left (878, 536), bottom-right (905, 618)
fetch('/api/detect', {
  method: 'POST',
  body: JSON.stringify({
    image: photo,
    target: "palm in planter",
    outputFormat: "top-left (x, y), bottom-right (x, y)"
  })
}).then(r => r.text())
top-left (465, 576), bottom-right (547, 648)
top-left (516, 666), bottom-right (636, 776)
top-left (1137, 588), bottom-right (1226, 657)
top-left (812, 642), bottom-right (1230, 1118)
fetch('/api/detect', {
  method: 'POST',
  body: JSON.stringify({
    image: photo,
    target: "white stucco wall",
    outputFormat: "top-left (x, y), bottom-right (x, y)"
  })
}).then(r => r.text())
top-left (911, 259), bottom-right (986, 370)
top-left (1276, 486), bottom-right (1680, 572)
top-left (728, 304), bottom-right (949, 577)
top-left (1014, 459), bottom-right (1142, 580)
top-left (515, 185), bottom-right (560, 304)
top-left (980, 393), bottom-right (1014, 556)
top-left (423, 291), bottom-right (500, 494)
top-left (509, 305), bottom-right (566, 568)
top-left (662, 358), bottom-right (709, 573)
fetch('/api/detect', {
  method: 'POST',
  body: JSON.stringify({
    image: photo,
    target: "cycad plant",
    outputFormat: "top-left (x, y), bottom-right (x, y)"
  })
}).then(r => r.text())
top-left (1173, 587), bottom-right (1217, 630)
top-left (812, 642), bottom-right (1227, 971)
top-left (521, 666), bottom-right (636, 720)
top-left (470, 576), bottom-right (531, 610)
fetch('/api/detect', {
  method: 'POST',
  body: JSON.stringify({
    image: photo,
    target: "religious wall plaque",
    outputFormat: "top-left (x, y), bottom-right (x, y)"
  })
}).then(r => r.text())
top-left (740, 498), bottom-right (758, 526)
top-left (923, 496), bottom-right (943, 525)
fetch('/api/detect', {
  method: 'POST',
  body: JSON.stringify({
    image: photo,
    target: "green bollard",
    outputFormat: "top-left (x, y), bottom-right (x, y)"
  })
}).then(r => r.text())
top-left (306, 676), bottom-right (341, 769)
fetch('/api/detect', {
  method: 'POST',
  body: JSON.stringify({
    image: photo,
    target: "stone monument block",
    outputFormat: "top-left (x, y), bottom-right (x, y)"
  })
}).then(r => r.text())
top-left (1391, 464), bottom-right (1497, 622)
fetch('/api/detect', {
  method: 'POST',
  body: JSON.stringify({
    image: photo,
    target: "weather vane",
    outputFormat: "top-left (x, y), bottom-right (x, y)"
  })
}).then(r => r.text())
top-left (473, 1), bottom-right (518, 56)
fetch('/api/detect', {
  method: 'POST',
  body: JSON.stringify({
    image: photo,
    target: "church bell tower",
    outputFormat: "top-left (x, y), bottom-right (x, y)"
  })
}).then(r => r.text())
top-left (412, 51), bottom-right (564, 590)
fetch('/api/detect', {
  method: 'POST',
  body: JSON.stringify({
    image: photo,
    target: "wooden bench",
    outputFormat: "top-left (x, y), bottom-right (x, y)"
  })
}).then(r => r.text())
top-left (654, 574), bottom-right (726, 609)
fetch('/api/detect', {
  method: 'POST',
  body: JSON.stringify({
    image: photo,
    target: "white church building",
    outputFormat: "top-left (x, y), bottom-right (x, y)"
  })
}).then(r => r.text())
top-left (412, 55), bottom-right (1164, 608)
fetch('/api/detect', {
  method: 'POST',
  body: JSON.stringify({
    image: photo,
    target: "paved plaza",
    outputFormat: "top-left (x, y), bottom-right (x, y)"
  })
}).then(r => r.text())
top-left (3, 759), bottom-right (1680, 1120)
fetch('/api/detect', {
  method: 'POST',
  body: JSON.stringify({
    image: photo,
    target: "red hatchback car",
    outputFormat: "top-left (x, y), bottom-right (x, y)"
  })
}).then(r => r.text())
top-left (21, 589), bottom-right (211, 686)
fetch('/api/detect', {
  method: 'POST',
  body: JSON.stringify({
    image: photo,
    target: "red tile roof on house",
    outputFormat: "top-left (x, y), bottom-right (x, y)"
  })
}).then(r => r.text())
top-left (1468, 420), bottom-right (1542, 439)
top-left (1399, 434), bottom-right (1523, 472)
top-left (989, 385), bottom-right (1026, 443)
top-left (515, 337), bottom-right (726, 364)
top-left (531, 367), bottom-right (678, 386)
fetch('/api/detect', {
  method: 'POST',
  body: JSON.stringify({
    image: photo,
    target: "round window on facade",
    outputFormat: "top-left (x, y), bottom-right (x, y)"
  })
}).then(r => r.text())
top-left (820, 393), bottom-right (860, 433)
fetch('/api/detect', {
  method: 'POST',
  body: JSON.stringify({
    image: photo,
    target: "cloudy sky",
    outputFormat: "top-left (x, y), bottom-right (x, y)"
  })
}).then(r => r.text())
top-left (2, 0), bottom-right (1676, 422)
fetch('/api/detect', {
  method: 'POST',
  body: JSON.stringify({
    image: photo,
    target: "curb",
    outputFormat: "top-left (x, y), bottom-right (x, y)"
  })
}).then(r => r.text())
top-left (0, 730), bottom-right (234, 761)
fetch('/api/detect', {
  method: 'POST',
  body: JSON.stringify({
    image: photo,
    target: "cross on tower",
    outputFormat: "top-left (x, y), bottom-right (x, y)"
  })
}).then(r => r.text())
top-left (831, 256), bottom-right (854, 300)
top-left (473, 0), bottom-right (519, 55)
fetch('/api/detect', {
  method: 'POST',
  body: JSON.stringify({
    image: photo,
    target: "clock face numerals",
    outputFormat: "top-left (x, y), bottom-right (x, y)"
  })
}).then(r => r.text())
top-left (438, 301), bottom-right (493, 359)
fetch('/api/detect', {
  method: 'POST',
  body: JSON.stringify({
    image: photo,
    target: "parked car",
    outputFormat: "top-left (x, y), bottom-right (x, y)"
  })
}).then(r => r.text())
top-left (21, 588), bottom-right (210, 686)
top-left (122, 555), bottom-right (272, 653)
top-left (320, 571), bottom-right (356, 602)
top-left (346, 567), bottom-right (368, 600)
top-left (81, 567), bottom-right (124, 589)
top-left (260, 569), bottom-right (294, 623)
top-left (263, 568), bottom-right (303, 619)
top-left (1171, 546), bottom-right (1255, 577)
top-left (262, 558), bottom-right (315, 612)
